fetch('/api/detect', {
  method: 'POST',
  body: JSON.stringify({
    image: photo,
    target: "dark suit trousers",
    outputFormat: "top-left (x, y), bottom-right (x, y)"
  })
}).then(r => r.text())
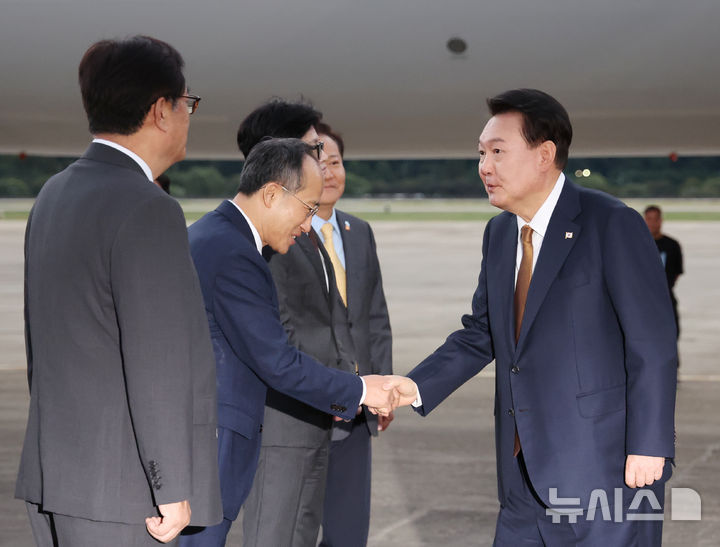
top-left (493, 454), bottom-right (666, 546)
top-left (26, 502), bottom-right (174, 547)
top-left (320, 414), bottom-right (371, 547)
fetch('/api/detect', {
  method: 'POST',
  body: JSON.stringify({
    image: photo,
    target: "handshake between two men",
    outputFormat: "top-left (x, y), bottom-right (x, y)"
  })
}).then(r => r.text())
top-left (361, 375), bottom-right (419, 416)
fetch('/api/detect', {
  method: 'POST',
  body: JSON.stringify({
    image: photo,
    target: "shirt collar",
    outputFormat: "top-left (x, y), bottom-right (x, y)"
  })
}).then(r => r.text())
top-left (312, 208), bottom-right (339, 236)
top-left (227, 200), bottom-right (263, 254)
top-left (516, 173), bottom-right (565, 238)
top-left (92, 138), bottom-right (154, 182)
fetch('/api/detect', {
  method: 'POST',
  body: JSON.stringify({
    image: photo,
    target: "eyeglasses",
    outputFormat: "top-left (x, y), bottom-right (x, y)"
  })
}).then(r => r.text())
top-left (181, 94), bottom-right (201, 115)
top-left (309, 140), bottom-right (324, 160)
top-left (280, 185), bottom-right (319, 218)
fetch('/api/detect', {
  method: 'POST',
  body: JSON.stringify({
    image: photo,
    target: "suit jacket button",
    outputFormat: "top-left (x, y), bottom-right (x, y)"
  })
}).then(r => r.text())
top-left (511, 366), bottom-right (520, 374)
top-left (508, 409), bottom-right (515, 416)
top-left (259, 425), bottom-right (263, 433)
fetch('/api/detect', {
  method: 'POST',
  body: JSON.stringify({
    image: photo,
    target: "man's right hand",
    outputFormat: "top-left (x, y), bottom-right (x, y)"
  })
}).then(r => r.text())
top-left (145, 500), bottom-right (191, 543)
top-left (362, 374), bottom-right (419, 415)
top-left (361, 374), bottom-right (399, 415)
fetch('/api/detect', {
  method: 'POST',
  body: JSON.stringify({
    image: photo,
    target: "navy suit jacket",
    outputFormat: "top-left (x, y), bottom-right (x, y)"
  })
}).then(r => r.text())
top-left (188, 200), bottom-right (363, 518)
top-left (409, 179), bottom-right (677, 508)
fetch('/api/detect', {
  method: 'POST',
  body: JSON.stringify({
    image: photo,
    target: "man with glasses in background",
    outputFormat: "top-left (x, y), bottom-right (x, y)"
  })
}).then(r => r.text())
top-left (16, 36), bottom-right (222, 545)
top-left (179, 136), bottom-right (410, 547)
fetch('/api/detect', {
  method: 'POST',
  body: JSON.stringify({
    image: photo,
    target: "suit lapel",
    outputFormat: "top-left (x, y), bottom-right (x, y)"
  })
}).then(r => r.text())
top-left (516, 180), bottom-right (581, 349)
top-left (488, 213), bottom-right (519, 355)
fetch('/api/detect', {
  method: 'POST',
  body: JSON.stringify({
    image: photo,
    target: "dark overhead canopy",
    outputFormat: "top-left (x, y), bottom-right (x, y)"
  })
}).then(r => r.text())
top-left (2, 0), bottom-right (719, 159)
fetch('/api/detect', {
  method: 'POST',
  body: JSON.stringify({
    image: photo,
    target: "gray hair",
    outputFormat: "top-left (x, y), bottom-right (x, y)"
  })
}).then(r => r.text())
top-left (237, 137), bottom-right (316, 195)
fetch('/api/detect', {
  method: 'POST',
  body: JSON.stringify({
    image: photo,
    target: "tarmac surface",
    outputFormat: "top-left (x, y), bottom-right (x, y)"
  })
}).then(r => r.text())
top-left (1, 214), bottom-right (718, 546)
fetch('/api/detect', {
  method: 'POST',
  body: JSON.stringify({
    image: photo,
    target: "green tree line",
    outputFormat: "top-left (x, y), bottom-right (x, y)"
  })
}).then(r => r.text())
top-left (2, 154), bottom-right (719, 198)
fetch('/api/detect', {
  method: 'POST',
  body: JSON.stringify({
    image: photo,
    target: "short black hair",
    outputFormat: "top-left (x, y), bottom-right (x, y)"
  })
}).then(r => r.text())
top-left (236, 98), bottom-right (322, 158)
top-left (487, 88), bottom-right (572, 170)
top-left (644, 205), bottom-right (662, 215)
top-left (78, 35), bottom-right (185, 135)
top-left (237, 138), bottom-right (317, 196)
top-left (316, 122), bottom-right (344, 158)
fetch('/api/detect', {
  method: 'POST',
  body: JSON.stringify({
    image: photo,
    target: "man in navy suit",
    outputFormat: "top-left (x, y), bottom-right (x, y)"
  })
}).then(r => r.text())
top-left (180, 138), bottom-right (403, 547)
top-left (398, 89), bottom-right (677, 545)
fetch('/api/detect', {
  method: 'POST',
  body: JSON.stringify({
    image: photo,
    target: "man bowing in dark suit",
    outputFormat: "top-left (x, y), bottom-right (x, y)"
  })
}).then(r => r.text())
top-left (397, 89), bottom-right (677, 545)
top-left (16, 36), bottom-right (222, 546)
top-left (181, 138), bottom-right (403, 547)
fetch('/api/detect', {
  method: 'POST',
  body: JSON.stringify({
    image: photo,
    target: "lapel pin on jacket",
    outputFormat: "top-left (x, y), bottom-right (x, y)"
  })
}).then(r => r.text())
top-left (344, 220), bottom-right (351, 231)
top-left (565, 232), bottom-right (573, 239)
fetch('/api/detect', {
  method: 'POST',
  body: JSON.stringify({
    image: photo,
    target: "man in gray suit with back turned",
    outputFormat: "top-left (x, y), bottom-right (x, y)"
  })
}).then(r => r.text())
top-left (16, 36), bottom-right (222, 546)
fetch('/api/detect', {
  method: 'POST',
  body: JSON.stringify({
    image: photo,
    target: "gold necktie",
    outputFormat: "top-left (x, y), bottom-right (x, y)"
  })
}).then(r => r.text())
top-left (514, 224), bottom-right (534, 343)
top-left (320, 222), bottom-right (347, 306)
top-left (513, 224), bottom-right (533, 457)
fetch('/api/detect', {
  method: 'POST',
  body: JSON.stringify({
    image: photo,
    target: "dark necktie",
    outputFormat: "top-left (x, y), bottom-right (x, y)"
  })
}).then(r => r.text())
top-left (307, 230), bottom-right (330, 294)
top-left (513, 224), bottom-right (533, 457)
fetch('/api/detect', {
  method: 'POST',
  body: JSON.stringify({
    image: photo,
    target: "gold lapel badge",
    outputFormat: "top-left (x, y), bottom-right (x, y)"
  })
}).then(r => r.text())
top-left (344, 220), bottom-right (351, 231)
top-left (565, 232), bottom-right (574, 239)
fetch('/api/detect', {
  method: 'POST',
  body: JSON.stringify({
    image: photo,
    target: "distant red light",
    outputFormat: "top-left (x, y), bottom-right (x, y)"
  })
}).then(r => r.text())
top-left (669, 152), bottom-right (678, 162)
top-left (19, 151), bottom-right (27, 160)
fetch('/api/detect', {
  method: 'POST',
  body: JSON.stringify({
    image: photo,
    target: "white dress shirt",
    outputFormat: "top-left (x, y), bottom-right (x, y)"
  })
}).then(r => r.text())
top-left (514, 173), bottom-right (565, 286)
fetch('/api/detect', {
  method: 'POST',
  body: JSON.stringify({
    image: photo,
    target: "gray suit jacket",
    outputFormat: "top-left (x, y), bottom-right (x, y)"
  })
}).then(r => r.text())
top-left (15, 143), bottom-right (222, 525)
top-left (337, 210), bottom-right (392, 435)
top-left (261, 229), bottom-right (356, 447)
top-left (263, 211), bottom-right (392, 443)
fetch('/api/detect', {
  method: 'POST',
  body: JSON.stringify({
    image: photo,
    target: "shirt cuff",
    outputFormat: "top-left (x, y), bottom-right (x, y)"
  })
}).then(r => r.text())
top-left (359, 376), bottom-right (367, 406)
top-left (412, 389), bottom-right (423, 408)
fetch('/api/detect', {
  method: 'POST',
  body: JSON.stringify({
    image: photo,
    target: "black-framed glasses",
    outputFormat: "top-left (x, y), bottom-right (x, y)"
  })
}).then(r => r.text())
top-left (309, 140), bottom-right (324, 160)
top-left (280, 185), bottom-right (319, 218)
top-left (181, 94), bottom-right (201, 115)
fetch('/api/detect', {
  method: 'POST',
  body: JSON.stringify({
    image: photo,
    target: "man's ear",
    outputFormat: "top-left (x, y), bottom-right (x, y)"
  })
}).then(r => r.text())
top-left (151, 97), bottom-right (172, 132)
top-left (262, 182), bottom-right (281, 209)
top-left (538, 140), bottom-right (557, 171)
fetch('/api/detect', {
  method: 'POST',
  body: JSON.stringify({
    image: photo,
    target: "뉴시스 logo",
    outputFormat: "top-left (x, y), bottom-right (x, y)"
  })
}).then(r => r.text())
top-left (544, 487), bottom-right (701, 523)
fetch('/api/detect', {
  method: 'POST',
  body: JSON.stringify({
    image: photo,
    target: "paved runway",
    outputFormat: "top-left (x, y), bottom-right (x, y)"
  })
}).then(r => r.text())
top-left (1, 215), bottom-right (718, 546)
